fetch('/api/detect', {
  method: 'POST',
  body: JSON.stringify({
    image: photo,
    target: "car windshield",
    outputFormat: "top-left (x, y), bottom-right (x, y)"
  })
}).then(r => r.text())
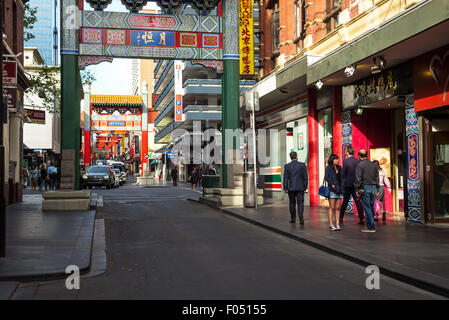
top-left (88, 166), bottom-right (109, 174)
top-left (112, 165), bottom-right (125, 171)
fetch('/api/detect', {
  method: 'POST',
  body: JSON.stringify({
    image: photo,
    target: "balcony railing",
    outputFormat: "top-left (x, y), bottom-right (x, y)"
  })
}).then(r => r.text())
top-left (154, 77), bottom-right (174, 108)
top-left (154, 60), bottom-right (174, 93)
top-left (154, 98), bottom-right (175, 127)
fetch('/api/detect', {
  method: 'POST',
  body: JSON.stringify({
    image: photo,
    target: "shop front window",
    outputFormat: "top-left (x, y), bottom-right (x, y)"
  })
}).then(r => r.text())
top-left (271, 0), bottom-right (280, 53)
top-left (432, 109), bottom-right (449, 219)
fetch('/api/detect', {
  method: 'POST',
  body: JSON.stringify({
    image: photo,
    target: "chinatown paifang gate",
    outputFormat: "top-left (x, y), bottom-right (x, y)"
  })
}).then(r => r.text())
top-left (82, 88), bottom-right (156, 174)
top-left (61, 0), bottom-right (252, 190)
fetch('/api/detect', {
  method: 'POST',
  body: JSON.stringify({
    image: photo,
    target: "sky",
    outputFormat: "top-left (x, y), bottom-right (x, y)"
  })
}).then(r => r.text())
top-left (85, 1), bottom-right (160, 95)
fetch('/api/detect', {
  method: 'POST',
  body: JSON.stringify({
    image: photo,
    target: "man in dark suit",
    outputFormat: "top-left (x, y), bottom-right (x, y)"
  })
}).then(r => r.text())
top-left (339, 146), bottom-right (364, 224)
top-left (283, 151), bottom-right (308, 225)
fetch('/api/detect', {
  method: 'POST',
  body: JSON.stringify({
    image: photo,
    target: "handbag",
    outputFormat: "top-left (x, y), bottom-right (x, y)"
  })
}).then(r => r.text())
top-left (318, 179), bottom-right (330, 198)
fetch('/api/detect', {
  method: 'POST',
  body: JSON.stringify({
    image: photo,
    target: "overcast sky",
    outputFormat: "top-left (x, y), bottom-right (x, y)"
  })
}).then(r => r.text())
top-left (85, 1), bottom-right (159, 95)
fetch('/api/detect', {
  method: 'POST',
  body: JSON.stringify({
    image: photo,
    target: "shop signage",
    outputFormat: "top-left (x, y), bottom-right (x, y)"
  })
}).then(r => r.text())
top-left (342, 63), bottom-right (413, 110)
top-left (260, 167), bottom-right (282, 191)
top-left (239, 0), bottom-right (254, 75)
top-left (25, 109), bottom-right (46, 124)
top-left (91, 114), bottom-right (141, 131)
top-left (174, 61), bottom-right (184, 122)
top-left (2, 61), bottom-right (17, 85)
top-left (414, 44), bottom-right (449, 112)
top-left (3, 87), bottom-right (17, 109)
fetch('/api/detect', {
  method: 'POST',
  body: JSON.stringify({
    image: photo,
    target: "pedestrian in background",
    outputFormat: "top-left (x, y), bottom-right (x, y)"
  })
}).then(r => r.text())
top-left (31, 165), bottom-right (38, 190)
top-left (354, 149), bottom-right (380, 233)
top-left (189, 167), bottom-right (200, 190)
top-left (324, 154), bottom-right (344, 231)
top-left (171, 165), bottom-right (178, 187)
top-left (373, 160), bottom-right (391, 222)
top-left (40, 164), bottom-right (49, 192)
top-left (48, 163), bottom-right (57, 190)
top-left (208, 164), bottom-right (217, 175)
top-left (283, 151), bottom-right (308, 225)
top-left (23, 166), bottom-right (29, 189)
top-left (340, 146), bottom-right (364, 225)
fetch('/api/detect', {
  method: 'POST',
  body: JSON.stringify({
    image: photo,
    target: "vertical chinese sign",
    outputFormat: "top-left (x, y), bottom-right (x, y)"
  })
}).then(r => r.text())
top-left (174, 61), bottom-right (184, 122)
top-left (239, 0), bottom-right (254, 75)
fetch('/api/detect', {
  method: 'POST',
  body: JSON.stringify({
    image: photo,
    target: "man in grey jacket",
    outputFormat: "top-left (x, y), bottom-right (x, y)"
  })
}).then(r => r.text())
top-left (354, 149), bottom-right (380, 232)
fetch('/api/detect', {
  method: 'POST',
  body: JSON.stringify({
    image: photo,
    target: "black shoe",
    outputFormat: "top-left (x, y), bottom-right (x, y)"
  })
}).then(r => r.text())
top-left (339, 218), bottom-right (344, 225)
top-left (289, 220), bottom-right (295, 224)
top-left (358, 220), bottom-right (365, 225)
top-left (382, 212), bottom-right (387, 222)
top-left (374, 217), bottom-right (379, 222)
top-left (299, 219), bottom-right (304, 226)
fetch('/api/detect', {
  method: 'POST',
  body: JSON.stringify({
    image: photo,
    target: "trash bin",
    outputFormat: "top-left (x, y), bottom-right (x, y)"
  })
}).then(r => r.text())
top-left (243, 171), bottom-right (256, 207)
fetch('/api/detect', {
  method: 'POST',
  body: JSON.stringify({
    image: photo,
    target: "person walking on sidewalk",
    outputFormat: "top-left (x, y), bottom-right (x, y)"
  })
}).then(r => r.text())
top-left (189, 167), bottom-right (200, 190)
top-left (171, 165), bottom-right (178, 187)
top-left (373, 160), bottom-right (391, 222)
top-left (283, 151), bottom-right (308, 225)
top-left (31, 165), bottom-right (38, 190)
top-left (40, 164), bottom-right (49, 192)
top-left (324, 154), bottom-right (345, 231)
top-left (354, 150), bottom-right (380, 233)
top-left (339, 146), bottom-right (364, 225)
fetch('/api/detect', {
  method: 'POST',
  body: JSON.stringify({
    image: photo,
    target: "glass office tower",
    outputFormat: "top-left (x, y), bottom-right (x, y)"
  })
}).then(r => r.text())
top-left (25, 0), bottom-right (58, 66)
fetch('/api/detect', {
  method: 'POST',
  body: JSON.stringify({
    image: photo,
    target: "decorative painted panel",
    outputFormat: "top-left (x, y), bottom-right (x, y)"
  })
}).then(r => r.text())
top-left (191, 60), bottom-right (224, 73)
top-left (405, 95), bottom-right (422, 223)
top-left (78, 27), bottom-right (223, 60)
top-left (223, 0), bottom-right (239, 60)
top-left (82, 11), bottom-right (221, 33)
top-left (341, 110), bottom-right (354, 214)
top-left (79, 56), bottom-right (113, 68)
top-left (61, 0), bottom-right (80, 55)
top-left (63, 7), bottom-right (224, 60)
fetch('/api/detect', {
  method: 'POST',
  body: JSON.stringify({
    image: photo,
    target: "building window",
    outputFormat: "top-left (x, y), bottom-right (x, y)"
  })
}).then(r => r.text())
top-left (295, 0), bottom-right (305, 39)
top-left (324, 0), bottom-right (341, 34)
top-left (271, 0), bottom-right (280, 54)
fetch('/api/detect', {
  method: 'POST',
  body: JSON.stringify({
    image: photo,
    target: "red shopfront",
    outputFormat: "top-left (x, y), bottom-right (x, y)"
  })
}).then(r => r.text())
top-left (414, 44), bottom-right (449, 223)
top-left (339, 63), bottom-right (420, 221)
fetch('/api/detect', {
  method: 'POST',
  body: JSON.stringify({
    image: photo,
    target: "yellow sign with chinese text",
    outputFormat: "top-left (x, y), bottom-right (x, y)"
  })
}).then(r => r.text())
top-left (239, 0), bottom-right (254, 75)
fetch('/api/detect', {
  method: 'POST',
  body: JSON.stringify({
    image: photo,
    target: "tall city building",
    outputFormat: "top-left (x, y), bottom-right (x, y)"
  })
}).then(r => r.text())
top-left (25, 0), bottom-right (58, 65)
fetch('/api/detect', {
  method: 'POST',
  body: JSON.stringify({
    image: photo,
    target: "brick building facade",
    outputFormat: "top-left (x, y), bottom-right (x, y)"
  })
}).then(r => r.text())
top-left (2, 0), bottom-right (30, 204)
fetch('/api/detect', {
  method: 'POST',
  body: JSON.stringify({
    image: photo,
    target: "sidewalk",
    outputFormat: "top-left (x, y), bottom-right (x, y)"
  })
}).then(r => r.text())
top-left (0, 193), bottom-right (96, 282)
top-left (195, 196), bottom-right (449, 297)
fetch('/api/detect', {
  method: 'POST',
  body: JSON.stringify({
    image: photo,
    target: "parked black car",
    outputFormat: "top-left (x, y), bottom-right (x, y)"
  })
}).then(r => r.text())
top-left (83, 165), bottom-right (114, 189)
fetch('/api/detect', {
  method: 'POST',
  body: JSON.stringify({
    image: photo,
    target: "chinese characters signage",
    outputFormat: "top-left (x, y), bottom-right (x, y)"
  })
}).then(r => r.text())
top-left (239, 0), bottom-right (254, 75)
top-left (342, 63), bottom-right (413, 110)
top-left (2, 61), bottom-right (17, 85)
top-left (130, 31), bottom-right (175, 47)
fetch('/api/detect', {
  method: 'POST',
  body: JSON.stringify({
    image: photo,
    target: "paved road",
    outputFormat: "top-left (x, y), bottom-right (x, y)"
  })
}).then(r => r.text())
top-left (23, 185), bottom-right (442, 299)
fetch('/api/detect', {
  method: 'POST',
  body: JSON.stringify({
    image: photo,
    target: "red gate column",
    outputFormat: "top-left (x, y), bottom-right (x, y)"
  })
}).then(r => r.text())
top-left (141, 81), bottom-right (149, 177)
top-left (332, 86), bottom-right (343, 162)
top-left (83, 82), bottom-right (92, 171)
top-left (308, 88), bottom-right (319, 207)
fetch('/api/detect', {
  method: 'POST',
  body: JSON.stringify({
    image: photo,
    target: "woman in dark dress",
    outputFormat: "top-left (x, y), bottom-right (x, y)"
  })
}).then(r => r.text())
top-left (190, 168), bottom-right (200, 189)
top-left (324, 154), bottom-right (345, 231)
